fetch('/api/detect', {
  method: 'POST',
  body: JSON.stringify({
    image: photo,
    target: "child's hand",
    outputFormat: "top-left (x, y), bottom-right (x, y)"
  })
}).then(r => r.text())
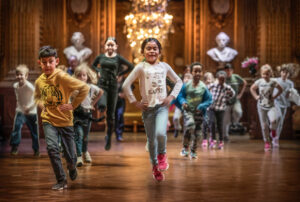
top-left (58, 104), bottom-right (73, 111)
top-left (97, 72), bottom-right (101, 78)
top-left (182, 103), bottom-right (189, 110)
top-left (134, 101), bottom-right (148, 111)
top-left (255, 95), bottom-right (260, 101)
top-left (162, 95), bottom-right (174, 106)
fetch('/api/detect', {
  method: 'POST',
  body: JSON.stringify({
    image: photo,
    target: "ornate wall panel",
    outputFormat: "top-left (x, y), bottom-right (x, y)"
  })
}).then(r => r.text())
top-left (41, 0), bottom-right (66, 65)
top-left (258, 0), bottom-right (292, 67)
top-left (8, 0), bottom-right (41, 71)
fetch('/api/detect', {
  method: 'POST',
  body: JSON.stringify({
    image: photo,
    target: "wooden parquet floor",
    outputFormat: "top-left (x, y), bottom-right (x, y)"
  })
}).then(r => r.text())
top-left (0, 133), bottom-right (300, 202)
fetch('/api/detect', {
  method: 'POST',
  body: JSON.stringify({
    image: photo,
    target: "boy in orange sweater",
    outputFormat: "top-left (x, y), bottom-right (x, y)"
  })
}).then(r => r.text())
top-left (35, 46), bottom-right (89, 190)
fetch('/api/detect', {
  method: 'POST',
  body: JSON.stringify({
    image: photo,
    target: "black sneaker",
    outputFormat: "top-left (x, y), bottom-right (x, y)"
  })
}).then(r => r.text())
top-left (105, 135), bottom-right (111, 151)
top-left (52, 180), bottom-right (67, 190)
top-left (10, 146), bottom-right (18, 155)
top-left (34, 150), bottom-right (40, 157)
top-left (174, 130), bottom-right (179, 138)
top-left (69, 168), bottom-right (77, 181)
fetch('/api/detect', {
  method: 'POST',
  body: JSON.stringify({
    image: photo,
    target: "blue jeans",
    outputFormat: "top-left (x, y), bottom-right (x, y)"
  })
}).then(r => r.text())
top-left (142, 105), bottom-right (168, 165)
top-left (115, 102), bottom-right (125, 139)
top-left (10, 112), bottom-right (39, 151)
top-left (43, 123), bottom-right (77, 183)
top-left (74, 119), bottom-right (91, 156)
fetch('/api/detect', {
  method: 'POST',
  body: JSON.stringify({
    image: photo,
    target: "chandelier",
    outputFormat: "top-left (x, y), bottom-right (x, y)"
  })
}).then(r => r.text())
top-left (124, 0), bottom-right (173, 64)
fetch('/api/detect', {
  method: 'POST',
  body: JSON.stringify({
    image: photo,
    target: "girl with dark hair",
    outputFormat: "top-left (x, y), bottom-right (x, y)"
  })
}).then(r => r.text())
top-left (92, 37), bottom-right (134, 150)
top-left (123, 38), bottom-right (182, 182)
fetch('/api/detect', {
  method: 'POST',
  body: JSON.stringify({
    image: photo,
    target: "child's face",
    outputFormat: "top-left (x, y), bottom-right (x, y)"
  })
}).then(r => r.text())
top-left (77, 70), bottom-right (88, 83)
top-left (143, 41), bottom-right (160, 64)
top-left (261, 69), bottom-right (271, 80)
top-left (218, 76), bottom-right (226, 85)
top-left (16, 71), bottom-right (28, 84)
top-left (205, 76), bottom-right (214, 85)
top-left (105, 40), bottom-right (118, 55)
top-left (280, 70), bottom-right (289, 80)
top-left (38, 56), bottom-right (59, 76)
top-left (192, 65), bottom-right (202, 81)
top-left (224, 68), bottom-right (233, 77)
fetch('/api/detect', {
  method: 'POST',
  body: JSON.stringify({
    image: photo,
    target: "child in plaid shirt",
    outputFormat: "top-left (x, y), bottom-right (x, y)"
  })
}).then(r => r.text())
top-left (207, 71), bottom-right (235, 149)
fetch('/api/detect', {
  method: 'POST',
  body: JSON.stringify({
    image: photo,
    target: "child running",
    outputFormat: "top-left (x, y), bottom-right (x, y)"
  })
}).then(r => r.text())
top-left (123, 38), bottom-right (182, 182)
top-left (174, 62), bottom-right (212, 159)
top-left (10, 64), bottom-right (39, 156)
top-left (201, 72), bottom-right (215, 148)
top-left (73, 63), bottom-right (104, 166)
top-left (250, 64), bottom-right (283, 150)
top-left (207, 71), bottom-right (235, 149)
top-left (35, 46), bottom-right (90, 190)
top-left (273, 65), bottom-right (294, 147)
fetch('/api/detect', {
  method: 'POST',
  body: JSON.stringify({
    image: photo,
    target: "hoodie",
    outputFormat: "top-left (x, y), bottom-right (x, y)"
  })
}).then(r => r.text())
top-left (34, 68), bottom-right (90, 127)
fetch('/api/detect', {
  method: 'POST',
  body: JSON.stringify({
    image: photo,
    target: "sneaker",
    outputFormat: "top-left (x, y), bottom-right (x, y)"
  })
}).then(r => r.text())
top-left (209, 140), bottom-right (217, 149)
top-left (34, 151), bottom-right (40, 157)
top-left (116, 136), bottom-right (124, 142)
top-left (69, 168), bottom-right (77, 181)
top-left (174, 130), bottom-right (179, 138)
top-left (104, 135), bottom-right (111, 151)
top-left (180, 148), bottom-right (189, 157)
top-left (190, 151), bottom-right (198, 159)
top-left (202, 139), bottom-right (208, 148)
top-left (152, 165), bottom-right (165, 182)
top-left (271, 130), bottom-right (276, 138)
top-left (272, 138), bottom-right (279, 148)
top-left (224, 136), bottom-right (230, 142)
top-left (10, 146), bottom-right (18, 155)
top-left (83, 151), bottom-right (92, 163)
top-left (77, 156), bottom-right (83, 167)
top-left (264, 142), bottom-right (271, 151)
top-left (157, 153), bottom-right (169, 171)
top-left (145, 141), bottom-right (149, 152)
top-left (52, 180), bottom-right (67, 190)
top-left (218, 141), bottom-right (224, 149)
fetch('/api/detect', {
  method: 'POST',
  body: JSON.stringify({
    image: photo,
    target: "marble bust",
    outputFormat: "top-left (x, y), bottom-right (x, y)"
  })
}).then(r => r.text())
top-left (207, 32), bottom-right (238, 64)
top-left (64, 32), bottom-right (92, 63)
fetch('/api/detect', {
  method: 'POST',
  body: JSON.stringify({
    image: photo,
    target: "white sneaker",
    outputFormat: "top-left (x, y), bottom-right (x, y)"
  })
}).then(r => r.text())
top-left (145, 141), bottom-right (149, 152)
top-left (77, 156), bottom-right (83, 167)
top-left (83, 151), bottom-right (92, 163)
top-left (272, 138), bottom-right (279, 148)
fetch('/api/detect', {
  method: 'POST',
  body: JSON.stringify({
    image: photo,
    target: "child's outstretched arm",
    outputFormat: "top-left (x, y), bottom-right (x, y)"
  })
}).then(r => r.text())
top-left (197, 88), bottom-right (213, 112)
top-left (250, 83), bottom-right (259, 100)
top-left (91, 88), bottom-right (104, 110)
top-left (272, 82), bottom-right (283, 101)
top-left (58, 73), bottom-right (90, 111)
top-left (164, 64), bottom-right (183, 106)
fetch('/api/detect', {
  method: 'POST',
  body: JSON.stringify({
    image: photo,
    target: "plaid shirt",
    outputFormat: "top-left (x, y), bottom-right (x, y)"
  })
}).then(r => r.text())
top-left (208, 82), bottom-right (235, 111)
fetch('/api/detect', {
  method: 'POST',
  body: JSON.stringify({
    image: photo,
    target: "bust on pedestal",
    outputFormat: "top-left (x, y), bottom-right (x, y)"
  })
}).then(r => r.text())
top-left (207, 32), bottom-right (238, 69)
top-left (63, 32), bottom-right (92, 63)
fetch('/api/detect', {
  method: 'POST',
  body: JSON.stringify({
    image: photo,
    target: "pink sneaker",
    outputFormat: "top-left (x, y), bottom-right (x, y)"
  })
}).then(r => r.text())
top-left (157, 153), bottom-right (169, 171)
top-left (152, 165), bottom-right (165, 182)
top-left (218, 141), bottom-right (224, 149)
top-left (209, 140), bottom-right (217, 149)
top-left (202, 139), bottom-right (208, 148)
top-left (264, 142), bottom-right (271, 151)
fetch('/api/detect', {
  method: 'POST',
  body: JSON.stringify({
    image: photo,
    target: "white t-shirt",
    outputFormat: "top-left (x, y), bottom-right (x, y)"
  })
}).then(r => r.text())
top-left (80, 84), bottom-right (101, 110)
top-left (274, 78), bottom-right (294, 108)
top-left (14, 80), bottom-right (37, 114)
top-left (123, 62), bottom-right (183, 107)
top-left (254, 78), bottom-right (278, 109)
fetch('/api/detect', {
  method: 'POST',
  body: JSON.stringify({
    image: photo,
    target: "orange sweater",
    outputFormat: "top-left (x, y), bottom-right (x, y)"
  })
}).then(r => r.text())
top-left (34, 69), bottom-right (90, 127)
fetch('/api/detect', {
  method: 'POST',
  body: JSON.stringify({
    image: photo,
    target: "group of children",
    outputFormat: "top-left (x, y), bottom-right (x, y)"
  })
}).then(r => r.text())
top-left (9, 37), bottom-right (297, 189)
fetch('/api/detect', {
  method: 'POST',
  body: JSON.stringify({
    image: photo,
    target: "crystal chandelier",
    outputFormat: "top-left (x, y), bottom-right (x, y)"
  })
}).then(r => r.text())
top-left (124, 0), bottom-right (173, 64)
